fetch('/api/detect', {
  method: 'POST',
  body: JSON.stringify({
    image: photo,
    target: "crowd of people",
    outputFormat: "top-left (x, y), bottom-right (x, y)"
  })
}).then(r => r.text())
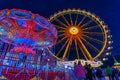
top-left (74, 61), bottom-right (120, 80)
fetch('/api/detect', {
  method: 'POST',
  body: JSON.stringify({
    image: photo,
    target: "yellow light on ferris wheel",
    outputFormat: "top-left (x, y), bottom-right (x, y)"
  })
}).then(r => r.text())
top-left (69, 26), bottom-right (79, 35)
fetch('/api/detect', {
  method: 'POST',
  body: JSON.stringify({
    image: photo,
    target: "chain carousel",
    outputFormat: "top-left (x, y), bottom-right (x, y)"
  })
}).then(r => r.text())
top-left (0, 9), bottom-right (57, 80)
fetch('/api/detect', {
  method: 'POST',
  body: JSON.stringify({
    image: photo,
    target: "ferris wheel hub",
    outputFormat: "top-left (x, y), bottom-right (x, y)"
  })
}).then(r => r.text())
top-left (69, 26), bottom-right (79, 35)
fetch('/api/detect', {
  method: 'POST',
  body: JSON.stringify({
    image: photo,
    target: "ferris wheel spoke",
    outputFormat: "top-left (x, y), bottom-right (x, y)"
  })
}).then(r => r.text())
top-left (47, 48), bottom-right (59, 60)
top-left (58, 33), bottom-right (66, 37)
top-left (75, 14), bottom-right (78, 25)
top-left (74, 39), bottom-right (80, 59)
top-left (56, 36), bottom-right (67, 45)
top-left (81, 20), bottom-right (93, 28)
top-left (82, 25), bottom-right (99, 31)
top-left (77, 36), bottom-right (93, 60)
top-left (55, 19), bottom-right (68, 27)
top-left (78, 43), bottom-right (88, 60)
top-left (82, 34), bottom-right (103, 45)
top-left (61, 15), bottom-right (70, 26)
top-left (67, 39), bottom-right (72, 59)
top-left (83, 32), bottom-right (104, 36)
top-left (58, 30), bottom-right (65, 33)
top-left (56, 38), bottom-right (69, 57)
top-left (62, 37), bottom-right (72, 60)
top-left (81, 37), bottom-right (100, 53)
top-left (55, 25), bottom-right (66, 30)
top-left (69, 13), bottom-right (73, 25)
top-left (77, 16), bottom-right (86, 26)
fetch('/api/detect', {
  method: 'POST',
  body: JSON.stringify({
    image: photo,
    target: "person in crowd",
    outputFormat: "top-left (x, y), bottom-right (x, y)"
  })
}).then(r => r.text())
top-left (112, 67), bottom-right (116, 80)
top-left (114, 68), bottom-right (119, 80)
top-left (74, 61), bottom-right (86, 80)
top-left (101, 68), bottom-right (106, 80)
top-left (91, 67), bottom-right (97, 80)
top-left (85, 64), bottom-right (92, 80)
top-left (96, 67), bottom-right (103, 80)
top-left (112, 67), bottom-right (120, 80)
top-left (105, 66), bottom-right (112, 80)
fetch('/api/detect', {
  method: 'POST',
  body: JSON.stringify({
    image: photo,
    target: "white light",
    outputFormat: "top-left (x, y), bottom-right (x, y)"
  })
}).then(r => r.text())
top-left (106, 30), bottom-right (110, 33)
top-left (106, 52), bottom-right (111, 55)
top-left (108, 35), bottom-right (110, 38)
top-left (108, 47), bottom-right (113, 50)
top-left (42, 53), bottom-right (46, 56)
top-left (103, 58), bottom-right (106, 61)
top-left (48, 59), bottom-right (50, 61)
top-left (108, 47), bottom-right (111, 50)
top-left (106, 52), bottom-right (109, 55)
top-left (106, 30), bottom-right (109, 33)
top-left (108, 35), bottom-right (112, 38)
top-left (108, 41), bottom-right (112, 44)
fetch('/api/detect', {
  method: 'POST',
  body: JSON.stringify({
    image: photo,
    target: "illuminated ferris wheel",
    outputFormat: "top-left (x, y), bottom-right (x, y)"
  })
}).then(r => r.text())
top-left (48, 9), bottom-right (112, 61)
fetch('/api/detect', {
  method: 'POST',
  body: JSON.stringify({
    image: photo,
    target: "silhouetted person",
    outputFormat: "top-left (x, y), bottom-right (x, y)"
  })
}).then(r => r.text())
top-left (85, 64), bottom-right (92, 80)
top-left (74, 61), bottom-right (86, 80)
top-left (106, 66), bottom-right (112, 80)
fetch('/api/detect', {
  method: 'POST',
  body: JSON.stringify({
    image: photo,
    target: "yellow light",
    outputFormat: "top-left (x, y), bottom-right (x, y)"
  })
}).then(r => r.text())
top-left (69, 27), bottom-right (79, 35)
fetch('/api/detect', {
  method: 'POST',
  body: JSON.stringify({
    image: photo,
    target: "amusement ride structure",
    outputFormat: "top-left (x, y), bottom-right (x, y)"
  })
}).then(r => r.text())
top-left (0, 9), bottom-right (57, 80)
top-left (0, 9), bottom-right (112, 80)
top-left (49, 9), bottom-right (112, 61)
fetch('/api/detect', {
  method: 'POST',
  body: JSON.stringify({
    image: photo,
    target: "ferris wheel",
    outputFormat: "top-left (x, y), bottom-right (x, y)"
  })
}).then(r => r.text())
top-left (48, 9), bottom-right (112, 61)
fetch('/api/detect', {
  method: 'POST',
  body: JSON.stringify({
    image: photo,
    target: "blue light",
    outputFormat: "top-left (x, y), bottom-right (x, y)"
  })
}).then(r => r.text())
top-left (14, 38), bottom-right (35, 46)
top-left (45, 32), bottom-right (52, 36)
top-left (27, 54), bottom-right (32, 60)
top-left (0, 26), bottom-right (7, 32)
top-left (5, 62), bottom-right (9, 65)
top-left (0, 10), bottom-right (7, 17)
top-left (17, 19), bottom-right (25, 26)
top-left (18, 52), bottom-right (24, 59)
top-left (10, 10), bottom-right (32, 19)
top-left (32, 64), bottom-right (35, 68)
top-left (44, 41), bottom-right (49, 45)
top-left (0, 67), bottom-right (2, 76)
top-left (35, 24), bottom-right (43, 32)
top-left (20, 63), bottom-right (23, 67)
top-left (34, 16), bottom-right (50, 28)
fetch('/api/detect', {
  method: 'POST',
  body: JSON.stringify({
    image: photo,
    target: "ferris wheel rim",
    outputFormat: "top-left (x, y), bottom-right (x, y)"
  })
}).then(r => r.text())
top-left (49, 9), bottom-right (108, 61)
